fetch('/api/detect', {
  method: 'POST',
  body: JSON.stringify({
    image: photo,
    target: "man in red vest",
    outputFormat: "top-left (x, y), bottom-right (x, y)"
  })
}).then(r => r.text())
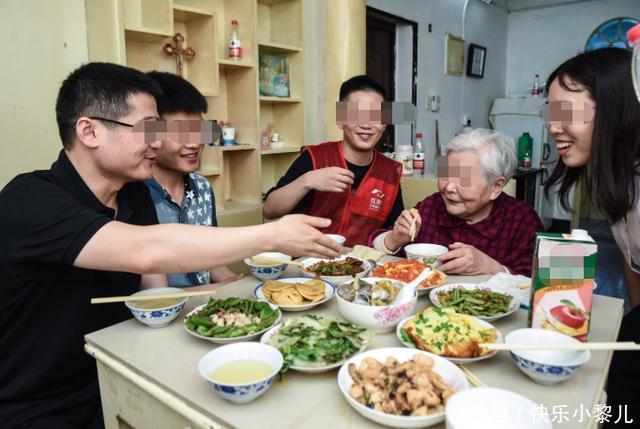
top-left (263, 75), bottom-right (404, 247)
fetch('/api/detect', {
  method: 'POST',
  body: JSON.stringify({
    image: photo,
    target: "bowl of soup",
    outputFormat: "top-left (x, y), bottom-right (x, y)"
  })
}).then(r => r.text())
top-left (125, 287), bottom-right (187, 328)
top-left (198, 342), bottom-right (283, 404)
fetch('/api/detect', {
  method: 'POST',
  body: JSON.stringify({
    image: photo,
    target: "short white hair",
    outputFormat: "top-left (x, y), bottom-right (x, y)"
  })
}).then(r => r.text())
top-left (444, 128), bottom-right (517, 184)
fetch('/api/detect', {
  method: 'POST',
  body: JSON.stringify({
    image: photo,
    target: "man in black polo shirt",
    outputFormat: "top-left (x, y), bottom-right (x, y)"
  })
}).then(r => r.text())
top-left (0, 63), bottom-right (340, 428)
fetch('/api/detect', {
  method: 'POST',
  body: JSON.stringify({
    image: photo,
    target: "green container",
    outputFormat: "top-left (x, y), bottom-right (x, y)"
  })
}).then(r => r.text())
top-left (518, 132), bottom-right (533, 168)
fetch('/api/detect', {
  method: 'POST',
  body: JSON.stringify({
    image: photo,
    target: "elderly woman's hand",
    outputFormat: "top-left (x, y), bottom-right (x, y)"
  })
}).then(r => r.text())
top-left (384, 209), bottom-right (421, 252)
top-left (438, 242), bottom-right (505, 275)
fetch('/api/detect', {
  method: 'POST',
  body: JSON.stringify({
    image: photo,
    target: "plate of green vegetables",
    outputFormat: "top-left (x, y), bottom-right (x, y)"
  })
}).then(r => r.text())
top-left (429, 283), bottom-right (519, 322)
top-left (184, 297), bottom-right (281, 344)
top-left (260, 314), bottom-right (371, 373)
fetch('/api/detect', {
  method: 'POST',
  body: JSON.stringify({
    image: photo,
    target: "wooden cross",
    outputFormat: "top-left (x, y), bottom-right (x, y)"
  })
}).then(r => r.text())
top-left (162, 33), bottom-right (195, 77)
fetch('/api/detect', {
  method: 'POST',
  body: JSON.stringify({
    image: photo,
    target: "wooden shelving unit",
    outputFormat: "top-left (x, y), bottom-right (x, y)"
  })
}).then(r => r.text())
top-left (85, 0), bottom-right (305, 226)
top-left (257, 0), bottom-right (305, 195)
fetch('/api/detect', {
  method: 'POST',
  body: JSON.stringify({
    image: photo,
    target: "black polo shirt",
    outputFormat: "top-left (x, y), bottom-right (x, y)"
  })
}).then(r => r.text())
top-left (0, 151), bottom-right (158, 425)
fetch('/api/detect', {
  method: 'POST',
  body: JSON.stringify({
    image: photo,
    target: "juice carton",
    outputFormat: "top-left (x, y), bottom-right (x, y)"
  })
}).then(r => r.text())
top-left (528, 230), bottom-right (597, 342)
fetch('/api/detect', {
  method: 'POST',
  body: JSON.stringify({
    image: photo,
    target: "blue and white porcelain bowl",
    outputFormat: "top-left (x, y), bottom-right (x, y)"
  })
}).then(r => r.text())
top-left (506, 328), bottom-right (591, 385)
top-left (125, 287), bottom-right (187, 328)
top-left (244, 252), bottom-right (292, 281)
top-left (198, 342), bottom-right (283, 404)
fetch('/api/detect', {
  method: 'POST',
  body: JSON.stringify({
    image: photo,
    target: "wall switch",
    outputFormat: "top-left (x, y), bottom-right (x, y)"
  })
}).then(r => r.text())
top-left (428, 95), bottom-right (440, 112)
top-left (463, 114), bottom-right (471, 126)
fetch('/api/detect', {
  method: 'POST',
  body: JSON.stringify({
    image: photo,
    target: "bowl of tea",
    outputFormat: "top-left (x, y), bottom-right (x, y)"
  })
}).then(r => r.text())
top-left (198, 342), bottom-right (283, 404)
top-left (125, 287), bottom-right (187, 328)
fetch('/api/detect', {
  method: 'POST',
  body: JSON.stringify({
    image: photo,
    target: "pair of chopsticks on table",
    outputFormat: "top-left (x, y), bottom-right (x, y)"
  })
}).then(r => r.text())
top-left (91, 289), bottom-right (216, 304)
top-left (459, 365), bottom-right (487, 388)
top-left (479, 342), bottom-right (640, 351)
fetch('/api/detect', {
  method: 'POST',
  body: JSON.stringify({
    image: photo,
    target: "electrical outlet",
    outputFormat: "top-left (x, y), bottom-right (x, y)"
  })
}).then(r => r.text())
top-left (463, 114), bottom-right (471, 126)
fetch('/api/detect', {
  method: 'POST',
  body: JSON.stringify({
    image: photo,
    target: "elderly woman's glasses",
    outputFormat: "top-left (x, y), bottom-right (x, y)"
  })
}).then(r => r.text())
top-left (90, 117), bottom-right (222, 145)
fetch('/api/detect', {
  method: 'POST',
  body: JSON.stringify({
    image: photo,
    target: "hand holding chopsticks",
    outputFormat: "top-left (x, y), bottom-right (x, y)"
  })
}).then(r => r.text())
top-left (479, 342), bottom-right (640, 351)
top-left (91, 289), bottom-right (216, 304)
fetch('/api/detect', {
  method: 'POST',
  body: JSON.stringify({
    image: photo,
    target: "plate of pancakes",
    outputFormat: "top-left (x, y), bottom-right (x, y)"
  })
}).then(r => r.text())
top-left (253, 277), bottom-right (336, 311)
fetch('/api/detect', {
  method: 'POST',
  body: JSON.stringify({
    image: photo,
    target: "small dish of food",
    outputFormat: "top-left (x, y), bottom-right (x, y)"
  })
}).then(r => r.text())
top-left (372, 259), bottom-right (447, 294)
top-left (404, 243), bottom-right (448, 268)
top-left (184, 297), bottom-right (281, 344)
top-left (429, 283), bottom-right (519, 322)
top-left (253, 277), bottom-right (335, 311)
top-left (336, 277), bottom-right (418, 332)
top-left (261, 314), bottom-right (371, 373)
top-left (299, 256), bottom-right (372, 286)
top-left (125, 287), bottom-right (187, 328)
top-left (243, 252), bottom-right (292, 281)
top-left (337, 347), bottom-right (468, 428)
top-left (325, 234), bottom-right (346, 246)
top-left (198, 342), bottom-right (283, 404)
top-left (396, 307), bottom-right (503, 364)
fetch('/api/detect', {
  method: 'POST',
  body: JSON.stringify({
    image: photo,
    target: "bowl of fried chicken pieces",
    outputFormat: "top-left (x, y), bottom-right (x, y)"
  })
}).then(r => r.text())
top-left (337, 347), bottom-right (469, 428)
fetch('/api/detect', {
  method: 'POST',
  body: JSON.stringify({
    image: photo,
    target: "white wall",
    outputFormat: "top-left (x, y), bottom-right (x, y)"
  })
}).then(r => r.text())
top-left (506, 0), bottom-right (640, 95)
top-left (0, 0), bottom-right (89, 187)
top-left (367, 0), bottom-right (509, 173)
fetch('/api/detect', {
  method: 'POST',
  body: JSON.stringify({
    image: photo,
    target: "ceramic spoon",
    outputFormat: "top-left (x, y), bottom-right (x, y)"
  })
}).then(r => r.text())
top-left (391, 267), bottom-right (432, 305)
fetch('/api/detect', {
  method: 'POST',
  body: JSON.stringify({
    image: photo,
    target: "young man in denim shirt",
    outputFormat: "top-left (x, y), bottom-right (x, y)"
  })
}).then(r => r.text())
top-left (145, 71), bottom-right (242, 289)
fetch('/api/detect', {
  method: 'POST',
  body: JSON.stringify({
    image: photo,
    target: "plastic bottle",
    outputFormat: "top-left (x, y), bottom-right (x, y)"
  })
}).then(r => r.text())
top-left (627, 23), bottom-right (640, 103)
top-left (531, 74), bottom-right (542, 97)
top-left (228, 20), bottom-right (242, 60)
top-left (412, 133), bottom-right (425, 177)
top-left (518, 132), bottom-right (533, 168)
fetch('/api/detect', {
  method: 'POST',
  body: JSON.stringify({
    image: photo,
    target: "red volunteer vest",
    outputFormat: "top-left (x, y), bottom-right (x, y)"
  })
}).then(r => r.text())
top-left (304, 141), bottom-right (402, 247)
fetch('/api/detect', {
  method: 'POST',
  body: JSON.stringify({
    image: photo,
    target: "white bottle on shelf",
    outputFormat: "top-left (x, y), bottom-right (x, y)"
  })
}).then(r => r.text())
top-left (228, 20), bottom-right (242, 60)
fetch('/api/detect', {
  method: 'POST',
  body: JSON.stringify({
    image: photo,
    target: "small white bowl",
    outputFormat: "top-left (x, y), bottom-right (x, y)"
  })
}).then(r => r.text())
top-left (125, 287), bottom-right (187, 328)
top-left (446, 387), bottom-right (552, 429)
top-left (338, 347), bottom-right (469, 428)
top-left (299, 255), bottom-right (372, 286)
top-left (506, 328), bottom-right (591, 385)
top-left (244, 252), bottom-right (292, 281)
top-left (198, 342), bottom-right (283, 404)
top-left (253, 277), bottom-right (335, 312)
top-left (325, 234), bottom-right (346, 246)
top-left (335, 277), bottom-right (418, 332)
top-left (404, 243), bottom-right (448, 268)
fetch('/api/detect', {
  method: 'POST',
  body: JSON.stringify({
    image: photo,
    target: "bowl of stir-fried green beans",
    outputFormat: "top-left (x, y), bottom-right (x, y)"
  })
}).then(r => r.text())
top-left (184, 297), bottom-right (281, 344)
top-left (299, 256), bottom-right (372, 286)
top-left (429, 284), bottom-right (520, 322)
top-left (260, 315), bottom-right (371, 373)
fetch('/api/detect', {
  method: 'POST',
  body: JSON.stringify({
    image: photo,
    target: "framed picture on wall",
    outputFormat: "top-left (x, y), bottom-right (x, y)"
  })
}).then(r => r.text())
top-left (467, 44), bottom-right (487, 78)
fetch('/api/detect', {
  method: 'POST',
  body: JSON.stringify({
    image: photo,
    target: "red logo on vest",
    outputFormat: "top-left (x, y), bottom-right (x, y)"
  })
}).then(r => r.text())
top-left (369, 188), bottom-right (385, 212)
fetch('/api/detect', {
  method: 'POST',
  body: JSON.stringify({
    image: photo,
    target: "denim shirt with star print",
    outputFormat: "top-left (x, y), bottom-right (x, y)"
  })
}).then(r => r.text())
top-left (145, 173), bottom-right (217, 287)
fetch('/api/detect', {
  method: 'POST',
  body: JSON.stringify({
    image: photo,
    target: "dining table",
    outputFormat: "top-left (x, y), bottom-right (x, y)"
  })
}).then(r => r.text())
top-left (85, 257), bottom-right (624, 429)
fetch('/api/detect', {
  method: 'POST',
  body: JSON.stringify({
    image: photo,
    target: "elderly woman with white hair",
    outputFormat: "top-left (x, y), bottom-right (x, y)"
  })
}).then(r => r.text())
top-left (369, 128), bottom-right (543, 276)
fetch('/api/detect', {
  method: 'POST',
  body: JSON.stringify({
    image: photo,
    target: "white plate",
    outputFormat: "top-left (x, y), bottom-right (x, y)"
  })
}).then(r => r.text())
top-left (429, 283), bottom-right (520, 322)
top-left (260, 322), bottom-right (368, 373)
top-left (253, 277), bottom-right (335, 312)
top-left (183, 301), bottom-right (282, 344)
top-left (395, 315), bottom-right (503, 364)
top-left (337, 347), bottom-right (469, 428)
top-left (298, 255), bottom-right (372, 286)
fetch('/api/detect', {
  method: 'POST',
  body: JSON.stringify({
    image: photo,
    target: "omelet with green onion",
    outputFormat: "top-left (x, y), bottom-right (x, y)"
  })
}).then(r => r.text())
top-left (401, 307), bottom-right (497, 358)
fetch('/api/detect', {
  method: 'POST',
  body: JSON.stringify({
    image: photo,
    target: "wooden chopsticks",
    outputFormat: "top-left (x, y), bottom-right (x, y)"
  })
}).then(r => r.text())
top-left (91, 289), bottom-right (216, 304)
top-left (479, 342), bottom-right (640, 352)
top-left (250, 257), bottom-right (305, 269)
top-left (409, 217), bottom-right (417, 242)
top-left (459, 364), bottom-right (487, 387)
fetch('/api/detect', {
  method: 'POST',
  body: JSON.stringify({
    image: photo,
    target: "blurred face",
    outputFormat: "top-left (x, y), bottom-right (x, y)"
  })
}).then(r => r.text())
top-left (546, 77), bottom-right (596, 168)
top-left (95, 92), bottom-right (160, 182)
top-left (155, 112), bottom-right (204, 173)
top-left (437, 150), bottom-right (504, 224)
top-left (337, 90), bottom-right (386, 153)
